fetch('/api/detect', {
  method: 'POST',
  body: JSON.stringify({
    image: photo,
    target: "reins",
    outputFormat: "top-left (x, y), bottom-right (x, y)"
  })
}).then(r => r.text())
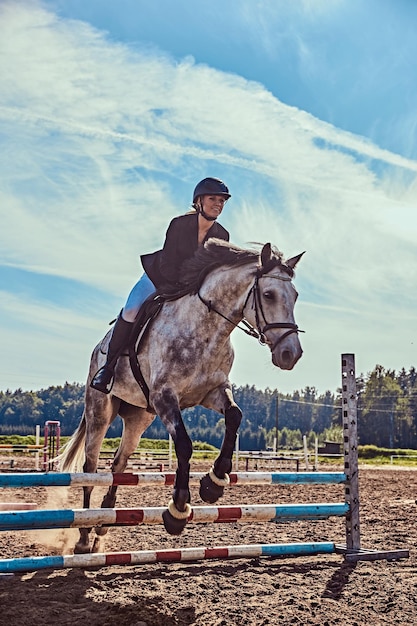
top-left (197, 266), bottom-right (304, 348)
top-left (197, 291), bottom-right (261, 340)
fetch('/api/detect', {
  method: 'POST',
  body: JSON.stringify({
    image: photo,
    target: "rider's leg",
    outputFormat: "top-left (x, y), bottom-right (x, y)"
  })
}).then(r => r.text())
top-left (89, 313), bottom-right (133, 393)
top-left (90, 273), bottom-right (156, 394)
top-left (122, 272), bottom-right (156, 322)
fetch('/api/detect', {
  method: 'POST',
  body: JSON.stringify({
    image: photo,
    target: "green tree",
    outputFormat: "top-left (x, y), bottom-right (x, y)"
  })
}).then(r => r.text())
top-left (359, 365), bottom-right (403, 447)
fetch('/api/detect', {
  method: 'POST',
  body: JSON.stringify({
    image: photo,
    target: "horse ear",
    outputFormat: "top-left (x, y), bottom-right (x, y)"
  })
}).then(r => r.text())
top-left (286, 251), bottom-right (305, 269)
top-left (260, 243), bottom-right (273, 268)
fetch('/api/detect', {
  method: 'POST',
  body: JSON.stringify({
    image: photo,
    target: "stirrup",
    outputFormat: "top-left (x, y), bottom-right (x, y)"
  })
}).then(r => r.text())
top-left (90, 366), bottom-right (114, 394)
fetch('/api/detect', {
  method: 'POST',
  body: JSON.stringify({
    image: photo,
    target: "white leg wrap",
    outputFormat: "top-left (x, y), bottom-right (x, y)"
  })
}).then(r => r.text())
top-left (209, 466), bottom-right (230, 487)
top-left (167, 499), bottom-right (192, 520)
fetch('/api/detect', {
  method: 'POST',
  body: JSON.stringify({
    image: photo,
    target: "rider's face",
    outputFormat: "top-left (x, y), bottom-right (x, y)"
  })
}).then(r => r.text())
top-left (200, 195), bottom-right (227, 218)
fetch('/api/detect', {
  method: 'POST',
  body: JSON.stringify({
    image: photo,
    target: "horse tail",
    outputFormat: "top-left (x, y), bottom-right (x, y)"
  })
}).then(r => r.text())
top-left (56, 411), bottom-right (87, 473)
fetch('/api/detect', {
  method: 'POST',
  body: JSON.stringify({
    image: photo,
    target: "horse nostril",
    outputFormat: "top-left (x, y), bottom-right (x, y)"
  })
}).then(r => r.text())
top-left (282, 349), bottom-right (292, 366)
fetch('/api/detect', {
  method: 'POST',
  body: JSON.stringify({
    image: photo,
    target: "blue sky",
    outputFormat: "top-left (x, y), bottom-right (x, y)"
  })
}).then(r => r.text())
top-left (0, 0), bottom-right (416, 395)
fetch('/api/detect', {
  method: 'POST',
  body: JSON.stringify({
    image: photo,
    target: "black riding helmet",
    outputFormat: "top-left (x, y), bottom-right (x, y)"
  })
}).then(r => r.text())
top-left (192, 177), bottom-right (231, 203)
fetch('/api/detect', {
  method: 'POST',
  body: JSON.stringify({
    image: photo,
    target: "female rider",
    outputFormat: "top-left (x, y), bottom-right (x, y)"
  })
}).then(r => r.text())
top-left (90, 177), bottom-right (231, 393)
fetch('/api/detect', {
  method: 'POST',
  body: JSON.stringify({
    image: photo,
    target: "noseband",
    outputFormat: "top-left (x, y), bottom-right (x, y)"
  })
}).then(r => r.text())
top-left (244, 271), bottom-right (303, 351)
top-left (197, 266), bottom-right (304, 349)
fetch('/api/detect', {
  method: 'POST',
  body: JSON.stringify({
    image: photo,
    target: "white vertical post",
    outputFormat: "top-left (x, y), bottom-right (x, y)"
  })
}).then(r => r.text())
top-left (35, 425), bottom-right (40, 471)
top-left (314, 436), bottom-right (318, 471)
top-left (303, 435), bottom-right (309, 470)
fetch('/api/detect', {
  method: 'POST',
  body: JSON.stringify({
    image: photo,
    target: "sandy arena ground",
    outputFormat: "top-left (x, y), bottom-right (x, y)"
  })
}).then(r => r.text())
top-left (0, 460), bottom-right (416, 626)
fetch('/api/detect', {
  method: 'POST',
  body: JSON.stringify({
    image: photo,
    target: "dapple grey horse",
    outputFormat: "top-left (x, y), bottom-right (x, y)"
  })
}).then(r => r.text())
top-left (58, 239), bottom-right (304, 553)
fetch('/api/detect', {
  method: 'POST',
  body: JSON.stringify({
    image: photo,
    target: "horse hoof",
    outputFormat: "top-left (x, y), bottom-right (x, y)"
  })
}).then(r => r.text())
top-left (162, 509), bottom-right (188, 535)
top-left (199, 473), bottom-right (225, 503)
top-left (95, 526), bottom-right (108, 537)
top-left (74, 542), bottom-right (91, 554)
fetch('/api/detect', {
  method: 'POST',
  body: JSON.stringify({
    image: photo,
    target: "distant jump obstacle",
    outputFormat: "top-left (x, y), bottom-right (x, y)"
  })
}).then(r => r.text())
top-left (0, 355), bottom-right (409, 574)
top-left (0, 420), bottom-right (61, 472)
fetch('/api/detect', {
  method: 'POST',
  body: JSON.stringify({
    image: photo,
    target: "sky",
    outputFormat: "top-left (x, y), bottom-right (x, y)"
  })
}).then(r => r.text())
top-left (0, 0), bottom-right (416, 397)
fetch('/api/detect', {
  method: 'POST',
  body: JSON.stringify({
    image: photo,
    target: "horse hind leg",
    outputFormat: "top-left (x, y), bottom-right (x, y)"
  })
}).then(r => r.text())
top-left (200, 388), bottom-right (242, 504)
top-left (74, 392), bottom-right (120, 554)
top-left (75, 486), bottom-right (95, 554)
top-left (55, 409), bottom-right (99, 554)
top-left (94, 404), bottom-right (155, 545)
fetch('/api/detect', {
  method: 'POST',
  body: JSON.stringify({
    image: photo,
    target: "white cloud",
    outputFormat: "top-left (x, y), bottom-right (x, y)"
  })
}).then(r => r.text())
top-left (0, 290), bottom-right (102, 389)
top-left (0, 1), bottom-right (416, 394)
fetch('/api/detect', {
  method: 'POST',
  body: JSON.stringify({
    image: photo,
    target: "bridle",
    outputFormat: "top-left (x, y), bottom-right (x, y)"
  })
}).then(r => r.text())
top-left (197, 266), bottom-right (304, 350)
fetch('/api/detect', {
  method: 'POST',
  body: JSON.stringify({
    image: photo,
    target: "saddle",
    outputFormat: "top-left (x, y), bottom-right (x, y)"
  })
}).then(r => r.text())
top-left (125, 286), bottom-right (192, 407)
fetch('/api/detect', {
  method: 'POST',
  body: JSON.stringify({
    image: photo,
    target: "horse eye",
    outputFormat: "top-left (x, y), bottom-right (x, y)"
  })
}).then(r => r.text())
top-left (263, 290), bottom-right (274, 300)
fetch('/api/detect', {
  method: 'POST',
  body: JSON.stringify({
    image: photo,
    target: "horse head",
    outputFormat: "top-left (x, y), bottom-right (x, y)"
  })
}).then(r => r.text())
top-left (244, 243), bottom-right (304, 370)
top-left (186, 238), bottom-right (304, 372)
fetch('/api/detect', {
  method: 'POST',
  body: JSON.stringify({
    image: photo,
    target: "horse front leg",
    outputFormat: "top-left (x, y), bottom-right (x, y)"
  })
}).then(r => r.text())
top-left (200, 387), bottom-right (242, 503)
top-left (151, 388), bottom-right (193, 536)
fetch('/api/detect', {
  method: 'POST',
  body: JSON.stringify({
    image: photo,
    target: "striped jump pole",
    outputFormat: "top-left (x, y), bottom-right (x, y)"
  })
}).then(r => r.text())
top-left (0, 502), bottom-right (349, 531)
top-left (0, 470), bottom-right (346, 489)
top-left (0, 503), bottom-right (37, 511)
top-left (0, 542), bottom-right (337, 574)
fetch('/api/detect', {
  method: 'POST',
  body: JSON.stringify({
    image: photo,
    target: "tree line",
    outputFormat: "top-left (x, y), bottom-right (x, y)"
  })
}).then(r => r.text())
top-left (0, 364), bottom-right (416, 450)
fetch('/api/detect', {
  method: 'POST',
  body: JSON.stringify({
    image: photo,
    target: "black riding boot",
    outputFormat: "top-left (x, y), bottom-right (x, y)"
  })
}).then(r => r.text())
top-left (90, 314), bottom-right (134, 394)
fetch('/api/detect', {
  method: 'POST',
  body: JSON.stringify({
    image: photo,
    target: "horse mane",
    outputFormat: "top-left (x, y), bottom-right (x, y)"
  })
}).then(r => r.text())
top-left (181, 238), bottom-right (286, 293)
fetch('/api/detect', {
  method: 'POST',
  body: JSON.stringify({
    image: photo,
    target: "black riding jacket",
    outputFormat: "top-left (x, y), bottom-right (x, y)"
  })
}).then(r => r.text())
top-left (141, 212), bottom-right (229, 289)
